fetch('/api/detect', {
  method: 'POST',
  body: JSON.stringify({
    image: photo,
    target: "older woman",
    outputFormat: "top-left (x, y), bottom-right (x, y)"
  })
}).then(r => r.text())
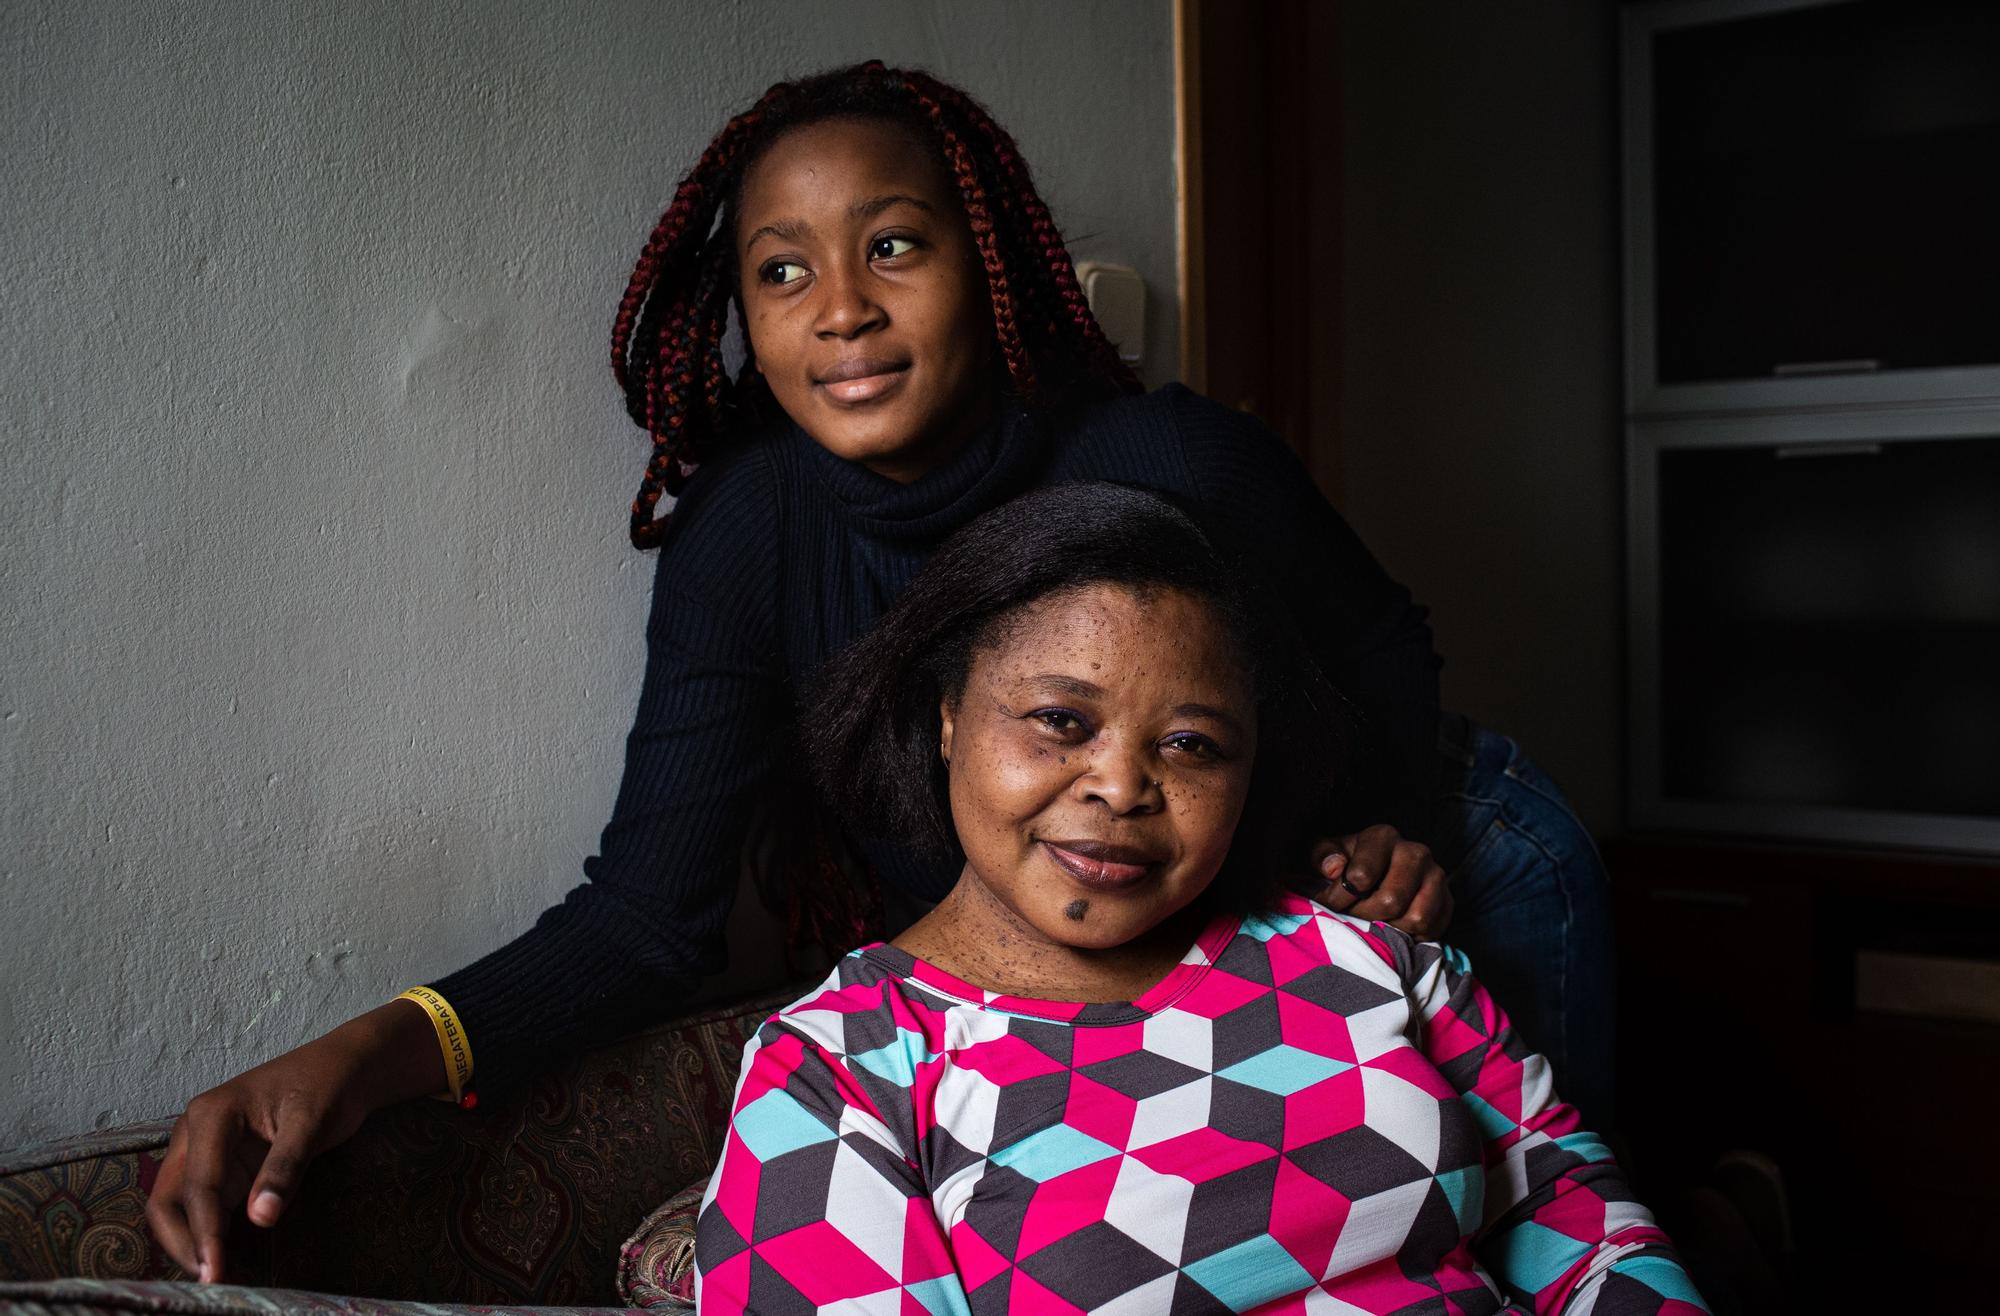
top-left (697, 483), bottom-right (1702, 1315)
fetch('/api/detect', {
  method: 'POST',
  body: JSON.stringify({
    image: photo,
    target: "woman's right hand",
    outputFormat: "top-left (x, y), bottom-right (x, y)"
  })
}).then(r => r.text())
top-left (1311, 824), bottom-right (1452, 939)
top-left (144, 998), bottom-right (445, 1283)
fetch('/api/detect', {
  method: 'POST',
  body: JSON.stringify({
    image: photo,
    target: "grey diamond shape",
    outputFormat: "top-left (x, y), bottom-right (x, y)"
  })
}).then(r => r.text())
top-left (1079, 1049), bottom-right (1207, 1100)
top-left (1018, 1219), bottom-right (1176, 1308)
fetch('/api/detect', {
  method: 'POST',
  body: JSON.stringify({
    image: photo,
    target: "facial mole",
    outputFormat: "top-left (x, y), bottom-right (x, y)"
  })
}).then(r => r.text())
top-left (1064, 899), bottom-right (1090, 921)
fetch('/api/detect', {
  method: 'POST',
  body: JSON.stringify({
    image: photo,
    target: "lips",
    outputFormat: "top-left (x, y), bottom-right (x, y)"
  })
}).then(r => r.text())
top-left (1041, 839), bottom-right (1165, 890)
top-left (814, 355), bottom-right (910, 403)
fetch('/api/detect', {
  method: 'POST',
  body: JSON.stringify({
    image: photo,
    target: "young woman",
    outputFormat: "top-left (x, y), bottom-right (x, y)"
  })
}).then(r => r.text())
top-left (698, 482), bottom-right (1698, 1315)
top-left (146, 62), bottom-right (1610, 1283)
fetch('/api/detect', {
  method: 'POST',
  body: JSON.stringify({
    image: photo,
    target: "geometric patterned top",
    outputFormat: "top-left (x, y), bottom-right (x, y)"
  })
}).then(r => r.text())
top-left (695, 894), bottom-right (1707, 1314)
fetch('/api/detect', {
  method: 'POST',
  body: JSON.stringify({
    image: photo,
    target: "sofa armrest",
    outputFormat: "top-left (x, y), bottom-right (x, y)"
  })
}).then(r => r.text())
top-left (1, 989), bottom-right (791, 1303)
top-left (0, 1276), bottom-right (652, 1314)
top-left (0, 1121), bottom-right (184, 1283)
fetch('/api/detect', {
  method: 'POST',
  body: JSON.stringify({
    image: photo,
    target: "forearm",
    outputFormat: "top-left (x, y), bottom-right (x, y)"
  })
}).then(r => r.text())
top-left (1481, 1148), bottom-right (1704, 1313)
top-left (1398, 935), bottom-right (1706, 1312)
top-left (429, 892), bottom-right (713, 1089)
top-left (322, 997), bottom-right (450, 1109)
top-left (435, 525), bottom-right (785, 1086)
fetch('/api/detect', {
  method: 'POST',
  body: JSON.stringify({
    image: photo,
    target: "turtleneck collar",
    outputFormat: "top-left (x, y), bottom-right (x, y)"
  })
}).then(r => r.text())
top-left (797, 402), bottom-right (1053, 543)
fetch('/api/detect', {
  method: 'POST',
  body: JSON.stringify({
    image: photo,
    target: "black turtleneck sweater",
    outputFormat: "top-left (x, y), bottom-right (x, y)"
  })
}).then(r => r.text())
top-left (434, 385), bottom-right (1440, 1084)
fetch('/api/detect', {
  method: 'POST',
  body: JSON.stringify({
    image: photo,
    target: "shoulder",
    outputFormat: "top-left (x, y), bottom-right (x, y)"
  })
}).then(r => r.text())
top-left (749, 948), bottom-right (951, 1081)
top-left (1059, 382), bottom-right (1268, 438)
top-left (639, 428), bottom-right (790, 629)
top-left (652, 427), bottom-right (785, 557)
top-left (1053, 381), bottom-right (1271, 451)
top-left (1246, 891), bottom-right (1427, 988)
top-left (1102, 383), bottom-right (1298, 458)
top-left (1047, 385), bottom-right (1318, 519)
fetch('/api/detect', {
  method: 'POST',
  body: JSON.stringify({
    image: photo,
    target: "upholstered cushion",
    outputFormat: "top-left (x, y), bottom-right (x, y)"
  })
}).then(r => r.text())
top-left (613, 1175), bottom-right (707, 1308)
top-left (0, 1276), bottom-right (632, 1314)
top-left (1, 991), bottom-right (790, 1306)
top-left (0, 1122), bottom-right (186, 1283)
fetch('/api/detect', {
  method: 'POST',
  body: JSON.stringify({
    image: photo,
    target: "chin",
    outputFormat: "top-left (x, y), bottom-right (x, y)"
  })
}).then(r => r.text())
top-left (1050, 922), bottom-right (1139, 952)
top-left (1037, 898), bottom-right (1174, 952)
top-left (806, 412), bottom-right (920, 464)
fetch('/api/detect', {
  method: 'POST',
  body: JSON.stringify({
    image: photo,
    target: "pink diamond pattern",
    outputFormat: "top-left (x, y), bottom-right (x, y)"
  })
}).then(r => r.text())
top-left (696, 894), bottom-right (1707, 1315)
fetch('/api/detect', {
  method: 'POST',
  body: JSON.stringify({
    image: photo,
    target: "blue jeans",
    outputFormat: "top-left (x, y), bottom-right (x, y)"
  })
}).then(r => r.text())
top-left (1429, 714), bottom-right (1616, 1127)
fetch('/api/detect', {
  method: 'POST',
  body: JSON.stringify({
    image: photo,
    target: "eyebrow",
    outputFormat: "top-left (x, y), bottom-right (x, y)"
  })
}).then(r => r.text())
top-left (1023, 673), bottom-right (1105, 700)
top-left (742, 194), bottom-right (936, 253)
top-left (851, 192), bottom-right (934, 221)
top-left (1169, 702), bottom-right (1245, 732)
top-left (743, 217), bottom-right (812, 251)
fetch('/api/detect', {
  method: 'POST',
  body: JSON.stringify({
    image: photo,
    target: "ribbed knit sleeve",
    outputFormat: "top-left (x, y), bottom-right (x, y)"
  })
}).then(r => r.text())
top-left (428, 385), bottom-right (1443, 1087)
top-left (431, 444), bottom-right (788, 1087)
top-left (1160, 385), bottom-right (1443, 840)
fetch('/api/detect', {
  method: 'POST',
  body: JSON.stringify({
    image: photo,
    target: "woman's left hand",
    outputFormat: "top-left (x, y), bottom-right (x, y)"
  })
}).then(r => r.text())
top-left (1311, 825), bottom-right (1452, 939)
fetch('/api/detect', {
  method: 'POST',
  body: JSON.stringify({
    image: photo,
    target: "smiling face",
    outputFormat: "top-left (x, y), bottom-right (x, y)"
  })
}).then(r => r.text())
top-left (936, 584), bottom-right (1259, 966)
top-left (734, 116), bottom-right (999, 483)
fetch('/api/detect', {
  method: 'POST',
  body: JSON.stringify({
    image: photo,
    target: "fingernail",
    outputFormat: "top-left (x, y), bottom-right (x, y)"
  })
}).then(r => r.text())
top-left (199, 1261), bottom-right (215, 1285)
top-left (252, 1189), bottom-right (283, 1223)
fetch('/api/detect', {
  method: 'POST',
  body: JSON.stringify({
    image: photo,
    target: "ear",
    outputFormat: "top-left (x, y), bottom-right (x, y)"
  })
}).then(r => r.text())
top-left (938, 697), bottom-right (957, 768)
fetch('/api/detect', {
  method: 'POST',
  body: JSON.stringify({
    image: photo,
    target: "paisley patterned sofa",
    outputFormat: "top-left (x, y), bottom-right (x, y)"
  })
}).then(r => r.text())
top-left (0, 990), bottom-right (792, 1314)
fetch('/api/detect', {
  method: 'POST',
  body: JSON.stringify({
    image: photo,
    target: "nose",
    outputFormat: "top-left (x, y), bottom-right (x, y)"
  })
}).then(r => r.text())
top-left (1075, 739), bottom-right (1165, 816)
top-left (813, 258), bottom-right (886, 340)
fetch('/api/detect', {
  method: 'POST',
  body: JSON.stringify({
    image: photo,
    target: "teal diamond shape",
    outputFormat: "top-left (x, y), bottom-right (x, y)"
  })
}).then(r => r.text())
top-left (1215, 1044), bottom-right (1353, 1096)
top-left (849, 1029), bottom-right (940, 1087)
top-left (1459, 1091), bottom-right (1517, 1140)
top-left (731, 1088), bottom-right (836, 1163)
top-left (1239, 907), bottom-right (1312, 942)
top-left (906, 1274), bottom-right (974, 1316)
top-left (1612, 1255), bottom-right (1710, 1307)
top-left (1486, 1219), bottom-right (1593, 1293)
top-left (989, 1122), bottom-right (1119, 1183)
top-left (1555, 1132), bottom-right (1614, 1165)
top-left (1183, 1233), bottom-right (1315, 1312)
top-left (1434, 1166), bottom-right (1484, 1234)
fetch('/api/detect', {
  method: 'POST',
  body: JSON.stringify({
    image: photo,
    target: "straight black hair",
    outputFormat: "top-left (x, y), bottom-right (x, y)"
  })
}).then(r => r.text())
top-left (803, 482), bottom-right (1350, 907)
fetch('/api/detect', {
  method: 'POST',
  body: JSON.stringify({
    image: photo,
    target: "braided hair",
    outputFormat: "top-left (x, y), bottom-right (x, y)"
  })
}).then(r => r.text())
top-left (611, 60), bottom-right (1143, 549)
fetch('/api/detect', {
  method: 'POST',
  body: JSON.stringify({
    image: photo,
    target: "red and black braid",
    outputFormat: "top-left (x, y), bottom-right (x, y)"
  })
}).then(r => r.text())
top-left (892, 68), bottom-right (1139, 400)
top-left (612, 60), bottom-right (1143, 549)
top-left (899, 81), bottom-right (1037, 402)
top-left (615, 89), bottom-right (790, 546)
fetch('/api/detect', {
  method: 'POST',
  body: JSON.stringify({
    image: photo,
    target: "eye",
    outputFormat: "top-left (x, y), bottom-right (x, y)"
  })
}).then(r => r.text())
top-left (868, 234), bottom-right (919, 262)
top-left (759, 259), bottom-right (808, 287)
top-left (1028, 707), bottom-right (1090, 738)
top-left (1162, 732), bottom-right (1225, 761)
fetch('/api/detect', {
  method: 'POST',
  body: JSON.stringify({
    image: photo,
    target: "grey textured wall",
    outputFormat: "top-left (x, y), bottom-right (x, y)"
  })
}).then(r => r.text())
top-left (1339, 1), bottom-right (1624, 831)
top-left (0, 0), bottom-right (1176, 1148)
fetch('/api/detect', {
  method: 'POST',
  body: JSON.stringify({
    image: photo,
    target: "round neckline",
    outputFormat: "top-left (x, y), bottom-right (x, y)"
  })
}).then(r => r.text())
top-left (859, 909), bottom-right (1242, 1025)
top-left (797, 401), bottom-right (1051, 543)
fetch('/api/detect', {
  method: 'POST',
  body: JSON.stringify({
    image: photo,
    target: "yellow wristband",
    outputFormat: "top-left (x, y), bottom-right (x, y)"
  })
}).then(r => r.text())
top-left (396, 987), bottom-right (474, 1105)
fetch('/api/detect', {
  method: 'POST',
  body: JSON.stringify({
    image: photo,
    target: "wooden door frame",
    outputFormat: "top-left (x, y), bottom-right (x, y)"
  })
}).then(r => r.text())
top-left (1175, 0), bottom-right (1344, 502)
